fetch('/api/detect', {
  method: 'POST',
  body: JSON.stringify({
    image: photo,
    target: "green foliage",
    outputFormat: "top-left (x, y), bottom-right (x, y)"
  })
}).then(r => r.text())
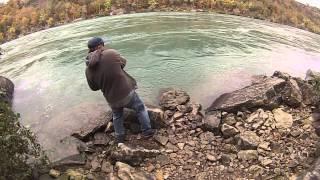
top-left (105, 0), bottom-right (112, 11)
top-left (0, 101), bottom-right (46, 180)
top-left (1, 0), bottom-right (320, 43)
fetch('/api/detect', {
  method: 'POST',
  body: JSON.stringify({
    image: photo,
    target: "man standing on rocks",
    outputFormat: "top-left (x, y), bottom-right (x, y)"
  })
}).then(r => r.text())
top-left (85, 37), bottom-right (155, 143)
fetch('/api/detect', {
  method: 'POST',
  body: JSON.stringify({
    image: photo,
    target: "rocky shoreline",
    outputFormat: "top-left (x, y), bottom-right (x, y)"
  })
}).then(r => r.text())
top-left (30, 70), bottom-right (319, 180)
top-left (1, 70), bottom-right (320, 179)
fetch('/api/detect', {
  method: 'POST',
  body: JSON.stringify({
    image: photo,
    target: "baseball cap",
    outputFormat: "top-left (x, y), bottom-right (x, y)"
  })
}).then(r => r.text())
top-left (88, 37), bottom-right (105, 50)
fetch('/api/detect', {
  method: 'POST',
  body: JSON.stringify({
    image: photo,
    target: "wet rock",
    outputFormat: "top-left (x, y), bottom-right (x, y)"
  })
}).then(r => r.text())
top-left (115, 162), bottom-right (156, 180)
top-left (0, 76), bottom-right (14, 105)
top-left (159, 89), bottom-right (190, 110)
top-left (237, 131), bottom-right (260, 150)
top-left (238, 150), bottom-right (258, 161)
top-left (49, 169), bottom-right (60, 178)
top-left (272, 108), bottom-right (293, 129)
top-left (207, 76), bottom-right (286, 113)
top-left (154, 135), bottom-right (169, 146)
top-left (221, 124), bottom-right (239, 137)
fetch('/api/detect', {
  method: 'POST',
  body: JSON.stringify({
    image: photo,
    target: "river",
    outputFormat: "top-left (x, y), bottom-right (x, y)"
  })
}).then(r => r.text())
top-left (1, 12), bottom-right (320, 160)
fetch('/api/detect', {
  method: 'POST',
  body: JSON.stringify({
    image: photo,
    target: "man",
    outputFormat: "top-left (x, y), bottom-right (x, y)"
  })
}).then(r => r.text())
top-left (85, 37), bottom-right (155, 143)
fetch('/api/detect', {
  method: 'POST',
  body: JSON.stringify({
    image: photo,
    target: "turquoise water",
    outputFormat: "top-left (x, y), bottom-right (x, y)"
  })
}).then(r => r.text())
top-left (1, 12), bottom-right (320, 159)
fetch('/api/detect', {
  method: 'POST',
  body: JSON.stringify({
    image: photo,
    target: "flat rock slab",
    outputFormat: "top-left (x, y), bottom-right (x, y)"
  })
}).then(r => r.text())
top-left (71, 109), bottom-right (112, 141)
top-left (208, 76), bottom-right (286, 113)
top-left (51, 154), bottom-right (86, 169)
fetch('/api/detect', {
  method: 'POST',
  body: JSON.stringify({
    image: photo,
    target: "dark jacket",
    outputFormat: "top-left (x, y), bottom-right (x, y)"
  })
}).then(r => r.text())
top-left (85, 47), bottom-right (137, 105)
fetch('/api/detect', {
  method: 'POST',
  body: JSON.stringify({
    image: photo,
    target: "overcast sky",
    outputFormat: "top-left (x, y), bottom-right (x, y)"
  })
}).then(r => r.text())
top-left (0, 0), bottom-right (319, 8)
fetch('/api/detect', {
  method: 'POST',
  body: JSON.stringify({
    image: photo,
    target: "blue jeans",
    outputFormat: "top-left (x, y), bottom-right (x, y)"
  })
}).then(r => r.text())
top-left (111, 92), bottom-right (151, 137)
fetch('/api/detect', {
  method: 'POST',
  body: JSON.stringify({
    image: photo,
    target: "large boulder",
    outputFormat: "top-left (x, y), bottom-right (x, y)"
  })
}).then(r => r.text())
top-left (0, 76), bottom-right (14, 105)
top-left (207, 76), bottom-right (286, 113)
top-left (208, 71), bottom-right (318, 113)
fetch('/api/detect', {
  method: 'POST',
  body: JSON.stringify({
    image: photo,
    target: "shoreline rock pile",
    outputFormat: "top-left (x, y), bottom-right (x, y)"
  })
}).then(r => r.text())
top-left (41, 71), bottom-right (320, 180)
